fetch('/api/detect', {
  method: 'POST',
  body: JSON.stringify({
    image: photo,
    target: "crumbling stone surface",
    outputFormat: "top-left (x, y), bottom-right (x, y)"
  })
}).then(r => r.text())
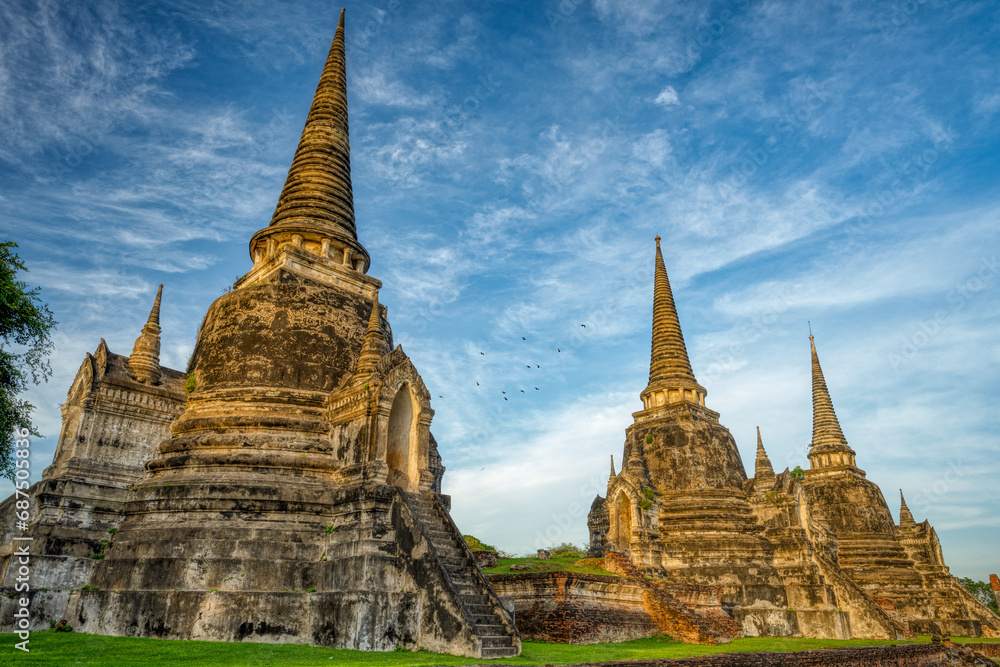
top-left (474, 551), bottom-right (498, 568)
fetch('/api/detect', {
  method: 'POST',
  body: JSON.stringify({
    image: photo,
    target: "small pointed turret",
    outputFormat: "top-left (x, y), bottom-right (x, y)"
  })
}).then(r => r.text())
top-left (754, 426), bottom-right (775, 480)
top-left (899, 490), bottom-right (915, 526)
top-left (248, 8), bottom-right (370, 274)
top-left (354, 291), bottom-right (389, 378)
top-left (807, 335), bottom-right (857, 470)
top-left (610, 455), bottom-right (616, 480)
top-left (640, 236), bottom-right (707, 410)
top-left (129, 285), bottom-right (163, 385)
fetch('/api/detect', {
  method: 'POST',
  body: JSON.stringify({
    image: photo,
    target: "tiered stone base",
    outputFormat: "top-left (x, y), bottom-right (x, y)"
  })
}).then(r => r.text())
top-left (66, 482), bottom-right (517, 657)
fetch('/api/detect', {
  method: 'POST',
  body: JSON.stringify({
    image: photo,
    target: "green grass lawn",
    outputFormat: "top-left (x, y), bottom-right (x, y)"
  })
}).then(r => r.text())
top-left (482, 555), bottom-right (615, 576)
top-left (6, 632), bottom-right (994, 666)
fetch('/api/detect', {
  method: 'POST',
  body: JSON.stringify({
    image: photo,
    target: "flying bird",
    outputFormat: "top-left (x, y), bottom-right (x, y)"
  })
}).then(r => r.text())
top-left (476, 382), bottom-right (480, 386)
top-left (534, 387), bottom-right (539, 390)
top-left (526, 365), bottom-right (530, 368)
top-left (438, 395), bottom-right (443, 398)
top-left (580, 324), bottom-right (586, 327)
top-left (504, 397), bottom-right (508, 401)
top-left (521, 337), bottom-right (526, 340)
top-left (536, 365), bottom-right (540, 368)
top-left (557, 348), bottom-right (561, 352)
top-left (520, 390), bottom-right (524, 393)
top-left (502, 391), bottom-right (506, 394)
top-left (480, 352), bottom-right (484, 355)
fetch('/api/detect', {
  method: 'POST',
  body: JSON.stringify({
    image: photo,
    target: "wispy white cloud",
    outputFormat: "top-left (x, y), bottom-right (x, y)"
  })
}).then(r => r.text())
top-left (653, 86), bottom-right (680, 107)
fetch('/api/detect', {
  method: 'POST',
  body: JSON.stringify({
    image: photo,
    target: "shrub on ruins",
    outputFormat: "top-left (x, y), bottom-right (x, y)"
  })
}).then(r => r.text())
top-left (548, 542), bottom-right (586, 559)
top-left (959, 578), bottom-right (999, 613)
top-left (0, 241), bottom-right (56, 481)
top-left (463, 534), bottom-right (496, 552)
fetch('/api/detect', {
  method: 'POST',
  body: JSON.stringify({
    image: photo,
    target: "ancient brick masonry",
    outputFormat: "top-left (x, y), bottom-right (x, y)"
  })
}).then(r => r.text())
top-left (992, 575), bottom-right (1000, 610)
top-left (488, 555), bottom-right (741, 646)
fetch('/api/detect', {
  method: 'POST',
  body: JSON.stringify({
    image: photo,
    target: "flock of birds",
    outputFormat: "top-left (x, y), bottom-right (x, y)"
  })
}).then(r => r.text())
top-left (434, 326), bottom-right (588, 402)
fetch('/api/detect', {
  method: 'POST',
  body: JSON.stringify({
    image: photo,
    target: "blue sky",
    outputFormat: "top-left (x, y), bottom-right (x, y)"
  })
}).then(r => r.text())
top-left (0, 0), bottom-right (997, 578)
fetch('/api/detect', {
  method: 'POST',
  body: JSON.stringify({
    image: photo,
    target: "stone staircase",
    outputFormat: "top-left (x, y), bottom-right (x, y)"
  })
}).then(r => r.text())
top-left (403, 492), bottom-right (519, 659)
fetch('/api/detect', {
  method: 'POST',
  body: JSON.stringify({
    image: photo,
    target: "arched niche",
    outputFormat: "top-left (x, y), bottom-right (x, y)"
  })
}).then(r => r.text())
top-left (614, 491), bottom-right (632, 552)
top-left (386, 382), bottom-right (417, 491)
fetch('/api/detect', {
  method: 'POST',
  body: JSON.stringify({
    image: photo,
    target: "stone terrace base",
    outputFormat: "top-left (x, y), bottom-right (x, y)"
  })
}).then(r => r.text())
top-left (472, 642), bottom-right (1000, 667)
top-left (66, 483), bottom-right (518, 658)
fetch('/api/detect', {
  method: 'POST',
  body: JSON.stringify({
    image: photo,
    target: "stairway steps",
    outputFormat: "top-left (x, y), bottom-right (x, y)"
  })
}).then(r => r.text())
top-left (434, 547), bottom-right (463, 559)
top-left (461, 594), bottom-right (490, 606)
top-left (480, 634), bottom-right (513, 648)
top-left (470, 614), bottom-right (496, 626)
top-left (402, 492), bottom-right (517, 655)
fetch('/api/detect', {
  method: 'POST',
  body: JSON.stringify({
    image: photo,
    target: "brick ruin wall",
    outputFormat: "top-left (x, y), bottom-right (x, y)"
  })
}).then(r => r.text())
top-left (487, 571), bottom-right (659, 644)
top-left (476, 642), bottom-right (1000, 666)
top-left (487, 570), bottom-right (740, 645)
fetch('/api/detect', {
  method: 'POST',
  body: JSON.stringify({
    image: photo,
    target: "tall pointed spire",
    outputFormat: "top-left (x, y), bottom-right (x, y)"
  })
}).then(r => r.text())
top-left (641, 236), bottom-right (706, 410)
top-left (807, 335), bottom-right (856, 470)
top-left (354, 291), bottom-right (389, 378)
top-left (754, 426), bottom-right (775, 480)
top-left (248, 8), bottom-right (370, 275)
top-left (129, 285), bottom-right (163, 385)
top-left (899, 490), bottom-right (915, 526)
top-left (610, 454), bottom-right (616, 480)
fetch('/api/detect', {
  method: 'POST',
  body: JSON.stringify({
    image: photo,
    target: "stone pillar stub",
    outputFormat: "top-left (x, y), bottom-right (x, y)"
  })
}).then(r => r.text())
top-left (991, 574), bottom-right (1000, 609)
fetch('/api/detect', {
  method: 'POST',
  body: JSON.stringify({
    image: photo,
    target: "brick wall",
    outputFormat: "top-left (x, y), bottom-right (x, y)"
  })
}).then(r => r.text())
top-left (487, 570), bottom-right (740, 646)
top-left (478, 642), bottom-right (1000, 666)
top-left (488, 571), bottom-right (658, 644)
top-left (967, 641), bottom-right (1000, 656)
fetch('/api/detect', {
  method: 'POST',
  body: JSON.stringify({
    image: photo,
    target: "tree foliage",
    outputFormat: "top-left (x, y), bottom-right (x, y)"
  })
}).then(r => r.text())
top-left (959, 577), bottom-right (999, 613)
top-left (462, 534), bottom-right (496, 552)
top-left (0, 242), bottom-right (56, 480)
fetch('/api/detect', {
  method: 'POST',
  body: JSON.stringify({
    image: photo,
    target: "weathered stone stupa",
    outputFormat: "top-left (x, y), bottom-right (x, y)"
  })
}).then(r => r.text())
top-left (0, 289), bottom-right (185, 625)
top-left (0, 10), bottom-right (519, 658)
top-left (587, 237), bottom-right (1000, 639)
top-left (803, 336), bottom-right (1000, 637)
top-left (591, 238), bottom-right (880, 637)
